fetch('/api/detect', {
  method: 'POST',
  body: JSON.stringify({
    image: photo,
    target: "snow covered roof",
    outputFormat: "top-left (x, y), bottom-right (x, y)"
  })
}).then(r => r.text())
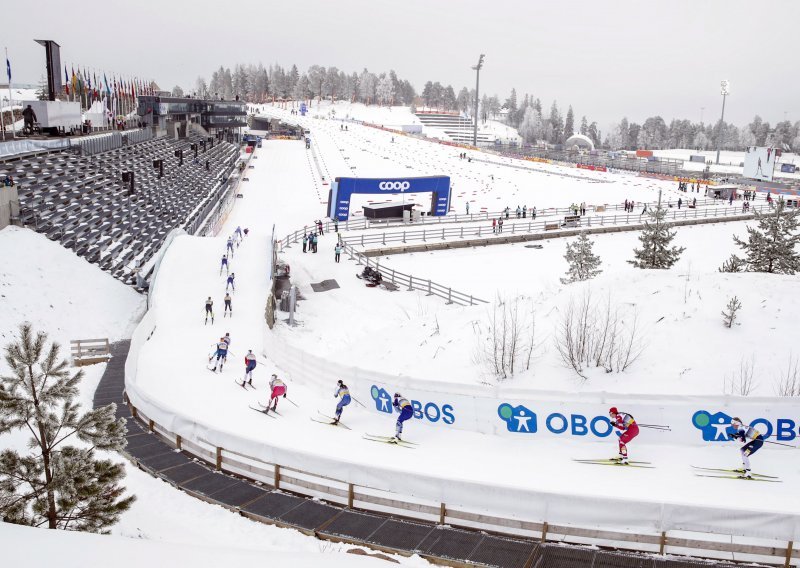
top-left (564, 133), bottom-right (594, 151)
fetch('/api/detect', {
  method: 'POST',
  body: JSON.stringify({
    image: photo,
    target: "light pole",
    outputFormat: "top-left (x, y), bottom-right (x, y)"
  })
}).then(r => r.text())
top-left (715, 80), bottom-right (729, 165)
top-left (471, 54), bottom-right (485, 147)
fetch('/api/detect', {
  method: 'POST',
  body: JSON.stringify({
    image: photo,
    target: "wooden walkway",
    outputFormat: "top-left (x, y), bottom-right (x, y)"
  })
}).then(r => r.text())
top-left (95, 340), bottom-right (739, 568)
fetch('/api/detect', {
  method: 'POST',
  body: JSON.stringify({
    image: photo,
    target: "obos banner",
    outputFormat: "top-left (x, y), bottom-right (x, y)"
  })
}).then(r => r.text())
top-left (361, 382), bottom-right (800, 446)
top-left (327, 176), bottom-right (451, 221)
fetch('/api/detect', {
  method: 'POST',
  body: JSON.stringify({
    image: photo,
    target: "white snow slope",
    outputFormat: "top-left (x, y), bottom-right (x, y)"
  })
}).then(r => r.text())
top-left (126, 110), bottom-right (800, 555)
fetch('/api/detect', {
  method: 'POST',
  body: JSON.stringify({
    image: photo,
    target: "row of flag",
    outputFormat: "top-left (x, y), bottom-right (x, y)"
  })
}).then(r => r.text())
top-left (63, 66), bottom-right (154, 103)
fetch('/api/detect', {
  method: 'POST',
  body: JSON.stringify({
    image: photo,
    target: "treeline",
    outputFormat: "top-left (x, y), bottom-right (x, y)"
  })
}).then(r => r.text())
top-left (185, 64), bottom-right (416, 106)
top-left (177, 65), bottom-right (800, 151)
top-left (605, 115), bottom-right (800, 152)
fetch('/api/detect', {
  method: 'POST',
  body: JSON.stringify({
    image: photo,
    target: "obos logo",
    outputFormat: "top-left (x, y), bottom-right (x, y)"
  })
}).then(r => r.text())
top-left (370, 385), bottom-right (455, 425)
top-left (497, 403), bottom-right (614, 437)
top-left (692, 410), bottom-right (799, 441)
top-left (378, 181), bottom-right (411, 191)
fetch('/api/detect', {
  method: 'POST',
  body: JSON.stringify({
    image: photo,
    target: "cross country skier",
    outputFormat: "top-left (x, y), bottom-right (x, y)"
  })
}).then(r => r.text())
top-left (392, 392), bottom-right (413, 442)
top-left (608, 407), bottom-right (639, 464)
top-left (227, 236), bottom-right (234, 257)
top-left (243, 350), bottom-right (257, 386)
top-left (268, 374), bottom-right (287, 411)
top-left (729, 417), bottom-right (763, 479)
top-left (204, 297), bottom-right (214, 324)
top-left (226, 272), bottom-right (235, 292)
top-left (211, 337), bottom-right (229, 372)
top-left (224, 292), bottom-right (232, 316)
top-left (235, 226), bottom-right (243, 243)
top-left (220, 254), bottom-right (228, 275)
top-left (223, 332), bottom-right (231, 349)
top-left (333, 380), bottom-right (351, 425)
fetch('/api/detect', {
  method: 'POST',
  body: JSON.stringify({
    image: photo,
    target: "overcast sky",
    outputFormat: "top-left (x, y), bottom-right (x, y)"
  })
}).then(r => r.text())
top-left (4, 0), bottom-right (796, 130)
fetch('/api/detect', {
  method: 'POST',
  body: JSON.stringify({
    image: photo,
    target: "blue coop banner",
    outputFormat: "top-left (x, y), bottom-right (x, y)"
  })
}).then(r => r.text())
top-left (327, 176), bottom-right (451, 221)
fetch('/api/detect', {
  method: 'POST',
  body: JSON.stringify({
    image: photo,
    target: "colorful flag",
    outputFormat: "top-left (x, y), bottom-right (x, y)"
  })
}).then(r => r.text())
top-left (104, 73), bottom-right (110, 98)
top-left (5, 54), bottom-right (10, 83)
top-left (71, 66), bottom-right (77, 94)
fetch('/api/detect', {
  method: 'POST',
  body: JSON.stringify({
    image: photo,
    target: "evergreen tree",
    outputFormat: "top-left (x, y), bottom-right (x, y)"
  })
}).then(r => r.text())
top-left (564, 105), bottom-right (575, 139)
top-left (0, 324), bottom-right (134, 531)
top-left (732, 201), bottom-right (800, 274)
top-left (579, 115), bottom-right (588, 135)
top-left (721, 296), bottom-right (742, 328)
top-left (560, 233), bottom-right (602, 284)
top-left (628, 204), bottom-right (685, 269)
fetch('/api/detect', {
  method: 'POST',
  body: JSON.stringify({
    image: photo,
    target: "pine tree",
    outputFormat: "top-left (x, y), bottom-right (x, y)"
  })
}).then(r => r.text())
top-left (561, 232), bottom-right (602, 284)
top-left (564, 105), bottom-right (575, 139)
top-left (0, 324), bottom-right (134, 531)
top-left (722, 296), bottom-right (742, 328)
top-left (628, 204), bottom-right (685, 269)
top-left (732, 201), bottom-right (800, 274)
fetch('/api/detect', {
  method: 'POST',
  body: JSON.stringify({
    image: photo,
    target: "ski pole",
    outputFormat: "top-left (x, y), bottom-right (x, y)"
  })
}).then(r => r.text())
top-left (351, 396), bottom-right (367, 409)
top-left (638, 424), bottom-right (671, 431)
top-left (764, 439), bottom-right (797, 448)
top-left (284, 397), bottom-right (299, 408)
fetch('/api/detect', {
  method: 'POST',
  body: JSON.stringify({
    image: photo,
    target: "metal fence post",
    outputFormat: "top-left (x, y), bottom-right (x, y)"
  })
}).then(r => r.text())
top-left (408, 275), bottom-right (414, 291)
top-left (403, 230), bottom-right (406, 244)
top-left (423, 229), bottom-right (427, 242)
top-left (447, 288), bottom-right (452, 304)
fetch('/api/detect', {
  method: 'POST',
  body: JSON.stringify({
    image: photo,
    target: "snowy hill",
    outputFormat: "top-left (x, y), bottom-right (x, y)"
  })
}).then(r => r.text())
top-left (0, 521), bottom-right (410, 568)
top-left (0, 226), bottom-right (145, 347)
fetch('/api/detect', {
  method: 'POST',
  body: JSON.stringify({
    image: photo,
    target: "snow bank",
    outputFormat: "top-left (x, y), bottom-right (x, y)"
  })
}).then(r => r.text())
top-left (0, 522), bottom-right (395, 568)
top-left (0, 226), bottom-right (145, 347)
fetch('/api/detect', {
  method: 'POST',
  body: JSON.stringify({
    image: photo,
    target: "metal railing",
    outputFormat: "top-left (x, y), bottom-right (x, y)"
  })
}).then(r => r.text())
top-left (276, 198), bottom-right (743, 245)
top-left (275, 223), bottom-right (486, 306)
top-left (340, 240), bottom-right (487, 306)
top-left (338, 204), bottom-right (772, 249)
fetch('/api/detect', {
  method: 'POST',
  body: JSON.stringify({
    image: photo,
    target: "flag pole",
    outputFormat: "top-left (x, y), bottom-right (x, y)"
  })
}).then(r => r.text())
top-left (6, 47), bottom-right (14, 139)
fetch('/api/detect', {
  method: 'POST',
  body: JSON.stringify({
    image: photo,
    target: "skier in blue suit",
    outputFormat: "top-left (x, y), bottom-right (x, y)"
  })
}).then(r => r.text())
top-left (333, 380), bottom-right (351, 425)
top-left (393, 392), bottom-right (413, 441)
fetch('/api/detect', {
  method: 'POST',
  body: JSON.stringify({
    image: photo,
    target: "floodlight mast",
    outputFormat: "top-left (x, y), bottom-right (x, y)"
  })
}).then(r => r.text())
top-left (715, 80), bottom-right (730, 165)
top-left (471, 54), bottom-right (485, 147)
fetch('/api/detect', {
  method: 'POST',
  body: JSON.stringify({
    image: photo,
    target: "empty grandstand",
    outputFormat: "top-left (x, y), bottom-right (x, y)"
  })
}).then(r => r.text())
top-left (414, 110), bottom-right (492, 145)
top-left (2, 133), bottom-right (240, 287)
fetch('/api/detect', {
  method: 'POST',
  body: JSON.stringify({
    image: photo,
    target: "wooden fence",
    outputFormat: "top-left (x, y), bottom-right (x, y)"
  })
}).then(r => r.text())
top-left (124, 397), bottom-right (798, 567)
top-left (70, 338), bottom-right (111, 366)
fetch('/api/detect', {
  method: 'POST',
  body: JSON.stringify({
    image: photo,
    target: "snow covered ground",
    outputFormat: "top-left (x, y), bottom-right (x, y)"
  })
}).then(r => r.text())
top-left (261, 100), bottom-right (520, 145)
top-left (124, 115), bottom-right (800, 547)
top-left (0, 225), bottom-right (425, 567)
top-left (5, 99), bottom-right (798, 558)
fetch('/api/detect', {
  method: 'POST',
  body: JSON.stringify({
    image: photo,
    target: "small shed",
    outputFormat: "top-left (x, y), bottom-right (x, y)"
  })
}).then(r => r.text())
top-left (705, 184), bottom-right (739, 200)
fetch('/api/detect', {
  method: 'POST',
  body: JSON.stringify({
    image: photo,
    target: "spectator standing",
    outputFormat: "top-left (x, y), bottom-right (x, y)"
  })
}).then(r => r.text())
top-left (334, 243), bottom-right (342, 263)
top-left (22, 105), bottom-right (37, 135)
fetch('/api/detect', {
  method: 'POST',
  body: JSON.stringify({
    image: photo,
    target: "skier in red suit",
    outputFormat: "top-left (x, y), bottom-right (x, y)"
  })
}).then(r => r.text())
top-left (609, 407), bottom-right (639, 464)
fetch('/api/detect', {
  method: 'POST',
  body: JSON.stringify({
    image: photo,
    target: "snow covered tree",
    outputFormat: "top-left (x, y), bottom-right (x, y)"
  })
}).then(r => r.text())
top-left (0, 324), bottom-right (134, 531)
top-left (376, 74), bottom-right (395, 105)
top-left (561, 232), bottom-right (602, 284)
top-left (579, 115), bottom-right (588, 135)
top-left (564, 105), bottom-right (575, 139)
top-left (628, 204), bottom-right (685, 269)
top-left (722, 296), bottom-right (742, 328)
top-left (732, 201), bottom-right (800, 274)
top-left (194, 77), bottom-right (208, 99)
top-left (171, 85), bottom-right (184, 97)
top-left (718, 254), bottom-right (745, 273)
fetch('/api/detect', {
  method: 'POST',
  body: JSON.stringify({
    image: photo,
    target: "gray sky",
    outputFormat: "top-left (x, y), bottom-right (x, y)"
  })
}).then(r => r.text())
top-left (4, 0), bottom-right (797, 130)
